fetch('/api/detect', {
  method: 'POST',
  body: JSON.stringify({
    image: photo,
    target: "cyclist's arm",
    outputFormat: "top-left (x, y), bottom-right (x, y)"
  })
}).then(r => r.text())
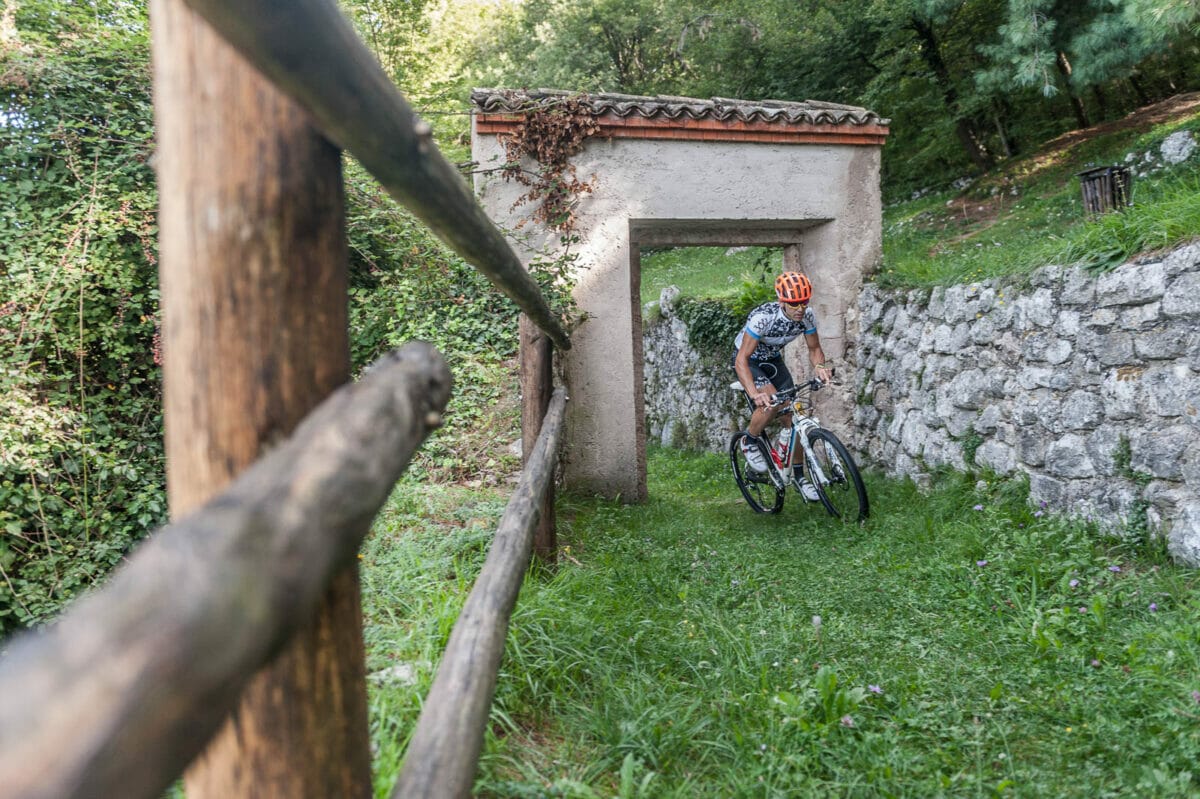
top-left (804, 330), bottom-right (832, 383)
top-left (735, 333), bottom-right (772, 408)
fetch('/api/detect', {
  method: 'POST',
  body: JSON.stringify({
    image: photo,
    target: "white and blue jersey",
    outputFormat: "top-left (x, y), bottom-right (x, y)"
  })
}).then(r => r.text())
top-left (733, 302), bottom-right (817, 361)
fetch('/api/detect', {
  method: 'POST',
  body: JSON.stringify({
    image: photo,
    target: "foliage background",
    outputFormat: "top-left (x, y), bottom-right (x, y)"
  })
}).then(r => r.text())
top-left (3, 0), bottom-right (1200, 634)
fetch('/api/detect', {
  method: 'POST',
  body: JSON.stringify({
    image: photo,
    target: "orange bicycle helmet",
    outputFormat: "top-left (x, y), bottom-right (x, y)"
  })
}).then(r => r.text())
top-left (775, 272), bottom-right (812, 304)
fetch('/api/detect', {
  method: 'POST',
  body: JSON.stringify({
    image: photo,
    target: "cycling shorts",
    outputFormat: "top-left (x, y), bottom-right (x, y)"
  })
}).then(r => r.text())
top-left (730, 354), bottom-right (794, 393)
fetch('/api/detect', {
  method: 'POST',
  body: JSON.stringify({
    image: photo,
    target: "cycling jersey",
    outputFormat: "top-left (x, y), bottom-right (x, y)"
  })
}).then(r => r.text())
top-left (733, 302), bottom-right (817, 361)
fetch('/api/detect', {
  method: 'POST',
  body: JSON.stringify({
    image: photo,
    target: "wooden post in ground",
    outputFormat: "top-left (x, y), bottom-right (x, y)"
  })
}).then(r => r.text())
top-left (519, 314), bottom-right (556, 563)
top-left (152, 1), bottom-right (372, 796)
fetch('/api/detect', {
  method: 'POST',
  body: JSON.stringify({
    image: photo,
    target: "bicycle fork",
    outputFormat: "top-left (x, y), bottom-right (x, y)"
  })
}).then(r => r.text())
top-left (791, 417), bottom-right (831, 488)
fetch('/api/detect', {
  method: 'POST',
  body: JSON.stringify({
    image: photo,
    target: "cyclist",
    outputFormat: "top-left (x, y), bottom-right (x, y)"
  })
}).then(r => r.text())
top-left (731, 271), bottom-right (833, 488)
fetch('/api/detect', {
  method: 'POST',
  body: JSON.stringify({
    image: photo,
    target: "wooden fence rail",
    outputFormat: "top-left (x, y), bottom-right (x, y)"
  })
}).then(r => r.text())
top-left (395, 387), bottom-right (568, 799)
top-left (0, 344), bottom-right (451, 799)
top-left (0, 0), bottom-right (575, 795)
top-left (176, 0), bottom-right (571, 352)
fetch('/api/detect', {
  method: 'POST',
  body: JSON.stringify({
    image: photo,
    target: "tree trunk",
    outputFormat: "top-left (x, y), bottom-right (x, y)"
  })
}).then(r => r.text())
top-left (909, 15), bottom-right (993, 171)
top-left (152, 1), bottom-right (372, 796)
top-left (1128, 74), bottom-right (1150, 106)
top-left (1056, 50), bottom-right (1091, 128)
top-left (1091, 83), bottom-right (1109, 120)
top-left (991, 99), bottom-right (1018, 158)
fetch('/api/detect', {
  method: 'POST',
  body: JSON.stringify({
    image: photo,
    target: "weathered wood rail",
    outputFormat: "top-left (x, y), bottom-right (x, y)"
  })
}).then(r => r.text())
top-left (0, 0), bottom-right (572, 796)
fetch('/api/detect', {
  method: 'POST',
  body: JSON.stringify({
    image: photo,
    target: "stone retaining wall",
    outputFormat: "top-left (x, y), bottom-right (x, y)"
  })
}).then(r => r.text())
top-left (643, 287), bottom-right (747, 452)
top-left (641, 242), bottom-right (1200, 566)
top-left (852, 242), bottom-right (1200, 566)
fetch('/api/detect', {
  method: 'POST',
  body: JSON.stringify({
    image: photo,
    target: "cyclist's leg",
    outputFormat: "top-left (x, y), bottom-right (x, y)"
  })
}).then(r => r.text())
top-left (769, 359), bottom-right (796, 432)
top-left (747, 386), bottom-right (777, 437)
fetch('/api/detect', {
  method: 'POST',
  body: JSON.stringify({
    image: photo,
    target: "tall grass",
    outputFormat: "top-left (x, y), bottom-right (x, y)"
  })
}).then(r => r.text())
top-left (364, 450), bottom-right (1200, 797)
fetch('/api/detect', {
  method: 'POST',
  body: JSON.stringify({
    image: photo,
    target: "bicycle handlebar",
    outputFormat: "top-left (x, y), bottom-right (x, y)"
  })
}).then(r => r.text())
top-left (766, 378), bottom-right (827, 408)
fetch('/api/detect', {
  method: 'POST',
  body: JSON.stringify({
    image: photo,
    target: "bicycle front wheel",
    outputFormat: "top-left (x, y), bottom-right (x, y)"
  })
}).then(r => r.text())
top-left (729, 432), bottom-right (784, 514)
top-left (805, 429), bottom-right (869, 522)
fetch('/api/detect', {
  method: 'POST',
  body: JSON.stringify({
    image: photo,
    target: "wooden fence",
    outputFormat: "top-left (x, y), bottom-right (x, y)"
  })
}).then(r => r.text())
top-left (0, 0), bottom-right (570, 796)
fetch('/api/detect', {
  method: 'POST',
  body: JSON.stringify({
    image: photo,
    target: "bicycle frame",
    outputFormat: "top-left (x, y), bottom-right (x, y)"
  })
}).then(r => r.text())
top-left (737, 379), bottom-right (830, 492)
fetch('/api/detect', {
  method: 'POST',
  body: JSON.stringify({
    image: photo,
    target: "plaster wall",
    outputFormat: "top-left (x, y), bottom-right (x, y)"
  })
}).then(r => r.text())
top-left (472, 129), bottom-right (883, 498)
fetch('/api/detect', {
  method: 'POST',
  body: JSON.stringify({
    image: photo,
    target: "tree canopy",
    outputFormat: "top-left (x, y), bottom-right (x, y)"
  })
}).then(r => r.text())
top-left (355, 0), bottom-right (1200, 192)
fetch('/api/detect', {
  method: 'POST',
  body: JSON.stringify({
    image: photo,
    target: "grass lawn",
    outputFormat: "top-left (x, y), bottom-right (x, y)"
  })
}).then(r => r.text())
top-left (639, 246), bottom-right (780, 307)
top-left (363, 448), bottom-right (1200, 798)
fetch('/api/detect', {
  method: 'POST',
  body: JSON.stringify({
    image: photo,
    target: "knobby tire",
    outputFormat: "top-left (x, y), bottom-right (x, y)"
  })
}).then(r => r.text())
top-left (729, 431), bottom-right (784, 514)
top-left (805, 428), bottom-right (869, 522)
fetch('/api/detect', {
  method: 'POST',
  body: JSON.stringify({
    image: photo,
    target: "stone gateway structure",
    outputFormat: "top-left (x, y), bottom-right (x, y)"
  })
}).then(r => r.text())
top-left (471, 89), bottom-right (889, 499)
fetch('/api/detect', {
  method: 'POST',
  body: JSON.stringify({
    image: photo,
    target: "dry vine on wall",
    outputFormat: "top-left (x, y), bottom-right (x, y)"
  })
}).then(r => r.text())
top-left (499, 94), bottom-right (600, 232)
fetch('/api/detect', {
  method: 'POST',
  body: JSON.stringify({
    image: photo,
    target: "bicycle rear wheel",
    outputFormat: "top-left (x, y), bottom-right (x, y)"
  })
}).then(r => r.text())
top-left (729, 432), bottom-right (784, 514)
top-left (804, 429), bottom-right (869, 522)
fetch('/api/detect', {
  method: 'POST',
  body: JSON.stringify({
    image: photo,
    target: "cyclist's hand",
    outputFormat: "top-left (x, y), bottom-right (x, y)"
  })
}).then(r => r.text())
top-left (815, 365), bottom-right (833, 384)
top-left (752, 390), bottom-right (773, 409)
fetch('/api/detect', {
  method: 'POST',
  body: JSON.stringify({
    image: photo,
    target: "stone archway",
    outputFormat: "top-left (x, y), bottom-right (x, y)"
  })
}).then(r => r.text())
top-left (471, 90), bottom-right (889, 500)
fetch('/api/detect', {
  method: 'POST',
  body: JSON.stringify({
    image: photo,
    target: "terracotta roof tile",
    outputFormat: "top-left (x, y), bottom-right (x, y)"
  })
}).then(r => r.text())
top-left (471, 88), bottom-right (889, 128)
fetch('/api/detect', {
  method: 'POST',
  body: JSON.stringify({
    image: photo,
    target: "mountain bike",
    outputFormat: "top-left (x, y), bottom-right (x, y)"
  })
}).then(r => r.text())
top-left (728, 378), bottom-right (869, 522)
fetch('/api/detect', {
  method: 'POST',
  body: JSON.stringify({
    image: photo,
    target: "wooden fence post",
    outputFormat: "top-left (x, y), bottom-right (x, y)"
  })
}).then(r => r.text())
top-left (519, 314), bottom-right (556, 563)
top-left (152, 1), bottom-right (371, 795)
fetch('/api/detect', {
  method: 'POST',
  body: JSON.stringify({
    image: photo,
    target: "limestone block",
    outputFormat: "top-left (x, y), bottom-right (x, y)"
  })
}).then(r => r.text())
top-left (1030, 263), bottom-right (1064, 288)
top-left (1016, 428), bottom-right (1047, 466)
top-left (1070, 353), bottom-right (1105, 385)
top-left (1021, 331), bottom-right (1073, 364)
top-left (1045, 433), bottom-right (1096, 478)
top-left (987, 297), bottom-right (1016, 328)
top-left (1130, 425), bottom-right (1199, 480)
top-left (927, 286), bottom-right (946, 320)
top-left (1061, 389), bottom-right (1104, 430)
top-left (880, 304), bottom-right (898, 334)
top-left (1184, 441), bottom-right (1200, 488)
top-left (969, 314), bottom-right (998, 345)
top-left (1029, 473), bottom-right (1068, 509)
top-left (1061, 268), bottom-right (1096, 305)
top-left (1100, 367), bottom-right (1142, 420)
top-left (871, 380), bottom-right (895, 413)
top-left (1056, 309), bottom-right (1081, 337)
top-left (1121, 302), bottom-right (1162, 330)
top-left (974, 404), bottom-right (1004, 433)
top-left (1167, 503), bottom-right (1200, 567)
top-left (1087, 307), bottom-right (1118, 330)
top-left (913, 321), bottom-right (936, 353)
top-left (923, 427), bottom-right (963, 469)
top-left (932, 323), bottom-right (969, 354)
top-left (946, 368), bottom-right (997, 409)
top-left (660, 285), bottom-right (681, 313)
top-left (1161, 130), bottom-right (1196, 164)
top-left (941, 284), bottom-right (968, 324)
top-left (1163, 272), bottom-right (1200, 318)
top-left (855, 405), bottom-right (880, 431)
top-left (1096, 261), bottom-right (1166, 306)
top-left (976, 440), bottom-right (1017, 474)
top-left (1078, 329), bottom-right (1135, 366)
top-left (1085, 426), bottom-right (1121, 476)
top-left (924, 353), bottom-right (961, 386)
top-left (900, 415), bottom-right (928, 457)
top-left (1164, 243), bottom-right (1200, 276)
top-left (1144, 480), bottom-right (1189, 517)
top-left (1134, 322), bottom-right (1199, 360)
top-left (1142, 365), bottom-right (1200, 419)
top-left (1013, 288), bottom-right (1058, 329)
